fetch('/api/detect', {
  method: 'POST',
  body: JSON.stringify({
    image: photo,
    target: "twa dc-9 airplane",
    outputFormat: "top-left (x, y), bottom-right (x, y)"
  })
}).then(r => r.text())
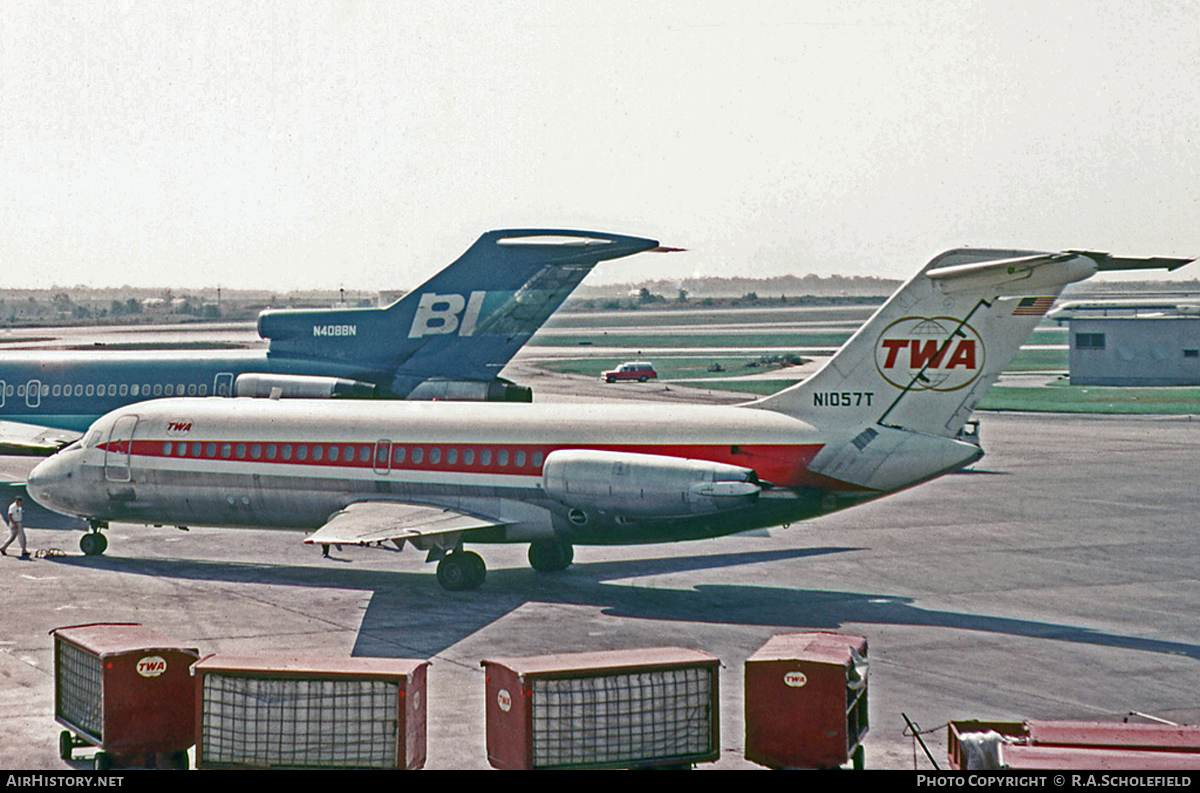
top-left (27, 247), bottom-right (1192, 590)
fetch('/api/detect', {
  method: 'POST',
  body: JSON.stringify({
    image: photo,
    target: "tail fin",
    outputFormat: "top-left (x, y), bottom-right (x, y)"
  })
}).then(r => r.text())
top-left (747, 248), bottom-right (1193, 437)
top-left (257, 229), bottom-right (662, 389)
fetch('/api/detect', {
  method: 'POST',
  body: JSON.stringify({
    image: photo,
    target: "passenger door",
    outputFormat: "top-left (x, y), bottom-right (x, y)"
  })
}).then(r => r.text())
top-left (104, 415), bottom-right (139, 483)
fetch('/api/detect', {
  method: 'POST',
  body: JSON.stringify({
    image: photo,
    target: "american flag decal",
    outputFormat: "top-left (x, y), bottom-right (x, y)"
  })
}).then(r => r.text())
top-left (1013, 296), bottom-right (1055, 316)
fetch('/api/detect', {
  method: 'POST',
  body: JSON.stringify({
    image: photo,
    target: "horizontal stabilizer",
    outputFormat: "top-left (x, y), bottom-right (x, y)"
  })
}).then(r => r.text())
top-left (1074, 251), bottom-right (1196, 272)
top-left (303, 501), bottom-right (505, 547)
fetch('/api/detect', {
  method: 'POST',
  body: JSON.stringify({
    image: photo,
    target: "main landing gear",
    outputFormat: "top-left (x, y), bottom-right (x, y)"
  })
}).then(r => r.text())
top-left (432, 541), bottom-right (576, 591)
top-left (436, 550), bottom-right (487, 591)
top-left (528, 540), bottom-right (574, 573)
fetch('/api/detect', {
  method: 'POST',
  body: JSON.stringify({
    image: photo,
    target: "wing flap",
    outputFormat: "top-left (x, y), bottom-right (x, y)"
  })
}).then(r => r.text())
top-left (303, 501), bottom-right (506, 547)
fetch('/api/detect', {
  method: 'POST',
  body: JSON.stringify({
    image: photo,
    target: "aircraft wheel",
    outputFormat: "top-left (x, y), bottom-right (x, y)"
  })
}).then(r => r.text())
top-left (528, 540), bottom-right (574, 572)
top-left (79, 532), bottom-right (107, 556)
top-left (437, 551), bottom-right (485, 591)
top-left (464, 551), bottom-right (487, 587)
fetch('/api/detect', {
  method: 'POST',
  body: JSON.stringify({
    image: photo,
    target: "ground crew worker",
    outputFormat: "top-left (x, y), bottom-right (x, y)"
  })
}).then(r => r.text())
top-left (1, 497), bottom-right (28, 557)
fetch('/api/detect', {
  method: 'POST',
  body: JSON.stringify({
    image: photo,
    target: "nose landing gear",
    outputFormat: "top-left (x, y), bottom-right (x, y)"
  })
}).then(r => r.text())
top-left (79, 525), bottom-right (108, 556)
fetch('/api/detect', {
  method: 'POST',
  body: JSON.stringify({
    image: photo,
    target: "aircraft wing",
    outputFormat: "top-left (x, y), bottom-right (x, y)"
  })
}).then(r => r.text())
top-left (302, 501), bottom-right (506, 548)
top-left (0, 420), bottom-right (82, 457)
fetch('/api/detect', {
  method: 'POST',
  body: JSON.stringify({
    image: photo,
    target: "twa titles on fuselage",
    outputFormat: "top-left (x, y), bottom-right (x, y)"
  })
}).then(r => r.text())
top-left (27, 248), bottom-right (1193, 588)
top-left (0, 230), bottom-right (665, 454)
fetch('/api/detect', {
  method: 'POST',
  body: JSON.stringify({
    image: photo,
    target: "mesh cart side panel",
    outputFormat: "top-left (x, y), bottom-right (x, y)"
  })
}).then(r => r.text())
top-left (531, 667), bottom-right (713, 767)
top-left (201, 674), bottom-right (400, 768)
top-left (56, 640), bottom-right (103, 739)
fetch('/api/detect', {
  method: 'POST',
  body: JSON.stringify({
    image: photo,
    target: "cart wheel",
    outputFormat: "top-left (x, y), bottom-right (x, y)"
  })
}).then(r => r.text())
top-left (58, 730), bottom-right (73, 760)
top-left (94, 751), bottom-right (111, 771)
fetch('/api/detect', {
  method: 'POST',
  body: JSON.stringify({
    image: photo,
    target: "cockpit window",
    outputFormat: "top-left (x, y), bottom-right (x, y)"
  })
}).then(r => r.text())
top-left (84, 430), bottom-right (102, 448)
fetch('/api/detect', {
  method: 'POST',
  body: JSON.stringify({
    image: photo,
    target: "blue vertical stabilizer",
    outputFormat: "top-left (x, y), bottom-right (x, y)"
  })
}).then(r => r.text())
top-left (257, 230), bottom-right (659, 392)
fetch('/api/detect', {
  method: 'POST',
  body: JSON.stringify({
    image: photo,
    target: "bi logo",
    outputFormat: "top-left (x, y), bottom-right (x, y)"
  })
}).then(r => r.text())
top-left (408, 291), bottom-right (488, 339)
top-left (874, 316), bottom-right (984, 392)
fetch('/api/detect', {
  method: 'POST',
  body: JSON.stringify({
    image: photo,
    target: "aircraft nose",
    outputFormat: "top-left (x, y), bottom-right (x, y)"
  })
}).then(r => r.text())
top-left (26, 453), bottom-right (77, 513)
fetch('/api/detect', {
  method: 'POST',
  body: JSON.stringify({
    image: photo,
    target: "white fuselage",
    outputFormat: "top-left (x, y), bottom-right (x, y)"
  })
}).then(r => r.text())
top-left (26, 395), bottom-right (960, 547)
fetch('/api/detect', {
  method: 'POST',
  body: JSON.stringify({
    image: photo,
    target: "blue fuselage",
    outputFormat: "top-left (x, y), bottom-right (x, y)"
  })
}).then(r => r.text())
top-left (0, 350), bottom-right (391, 432)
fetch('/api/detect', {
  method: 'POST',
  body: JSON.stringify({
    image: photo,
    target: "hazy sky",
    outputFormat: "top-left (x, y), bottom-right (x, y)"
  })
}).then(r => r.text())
top-left (2, 1), bottom-right (1198, 290)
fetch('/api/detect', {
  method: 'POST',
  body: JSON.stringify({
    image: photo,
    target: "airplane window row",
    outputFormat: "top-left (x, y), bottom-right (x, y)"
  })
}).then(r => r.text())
top-left (156, 441), bottom-right (545, 469)
top-left (6, 383), bottom-right (206, 398)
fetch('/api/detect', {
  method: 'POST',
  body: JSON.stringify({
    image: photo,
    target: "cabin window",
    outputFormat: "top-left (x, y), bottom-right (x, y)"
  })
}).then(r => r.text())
top-left (447, 448), bottom-right (458, 465)
top-left (393, 446), bottom-right (406, 464)
top-left (328, 446), bottom-right (339, 462)
top-left (532, 451), bottom-right (543, 467)
top-left (177, 444), bottom-right (188, 457)
top-left (107, 385), bottom-right (115, 396)
top-left (497, 450), bottom-right (509, 467)
top-left (52, 385), bottom-right (60, 397)
top-left (206, 443), bottom-right (217, 457)
top-left (198, 385), bottom-right (207, 395)
top-left (142, 384), bottom-right (150, 395)
top-left (429, 447), bottom-right (441, 465)
top-left (480, 449), bottom-right (491, 466)
top-left (162, 442), bottom-right (173, 455)
top-left (412, 447), bottom-right (424, 464)
top-left (85, 385), bottom-right (93, 397)
top-left (280, 445), bottom-right (291, 461)
top-left (153, 384), bottom-right (162, 396)
top-left (297, 445), bottom-right (308, 461)
top-left (265, 444), bottom-right (276, 460)
top-left (187, 384), bottom-right (195, 396)
top-left (177, 383), bottom-right (185, 395)
top-left (515, 451), bottom-right (526, 467)
top-left (165, 385), bottom-right (174, 396)
top-left (236, 443), bottom-right (246, 459)
top-left (463, 449), bottom-right (474, 466)
top-left (312, 445), bottom-right (323, 462)
top-left (221, 443), bottom-right (232, 458)
top-left (119, 384), bottom-right (128, 396)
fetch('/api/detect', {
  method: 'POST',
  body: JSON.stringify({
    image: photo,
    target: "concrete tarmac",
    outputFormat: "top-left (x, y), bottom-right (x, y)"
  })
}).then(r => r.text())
top-left (2, 406), bottom-right (1199, 770)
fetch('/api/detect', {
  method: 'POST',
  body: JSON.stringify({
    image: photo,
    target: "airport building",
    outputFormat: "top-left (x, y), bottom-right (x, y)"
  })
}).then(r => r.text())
top-left (1069, 316), bottom-right (1200, 385)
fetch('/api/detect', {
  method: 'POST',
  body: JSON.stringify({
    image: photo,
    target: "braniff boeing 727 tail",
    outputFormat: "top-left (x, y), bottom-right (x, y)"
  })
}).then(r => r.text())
top-left (0, 229), bottom-right (664, 453)
top-left (26, 247), bottom-right (1192, 587)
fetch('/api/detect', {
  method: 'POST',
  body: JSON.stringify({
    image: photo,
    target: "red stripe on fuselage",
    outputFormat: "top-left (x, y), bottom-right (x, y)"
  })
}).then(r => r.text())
top-left (102, 439), bottom-right (826, 489)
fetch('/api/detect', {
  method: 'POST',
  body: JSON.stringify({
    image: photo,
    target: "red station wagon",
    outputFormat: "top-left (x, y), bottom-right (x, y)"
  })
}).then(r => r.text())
top-left (602, 361), bottom-right (657, 383)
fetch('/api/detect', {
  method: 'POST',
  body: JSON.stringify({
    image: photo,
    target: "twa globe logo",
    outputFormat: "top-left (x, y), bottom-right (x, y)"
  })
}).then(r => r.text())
top-left (874, 316), bottom-right (985, 392)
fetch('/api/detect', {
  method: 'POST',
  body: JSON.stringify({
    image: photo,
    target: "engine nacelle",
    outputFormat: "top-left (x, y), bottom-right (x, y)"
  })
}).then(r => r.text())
top-left (234, 373), bottom-right (377, 400)
top-left (542, 449), bottom-right (761, 519)
top-left (405, 378), bottom-right (533, 403)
